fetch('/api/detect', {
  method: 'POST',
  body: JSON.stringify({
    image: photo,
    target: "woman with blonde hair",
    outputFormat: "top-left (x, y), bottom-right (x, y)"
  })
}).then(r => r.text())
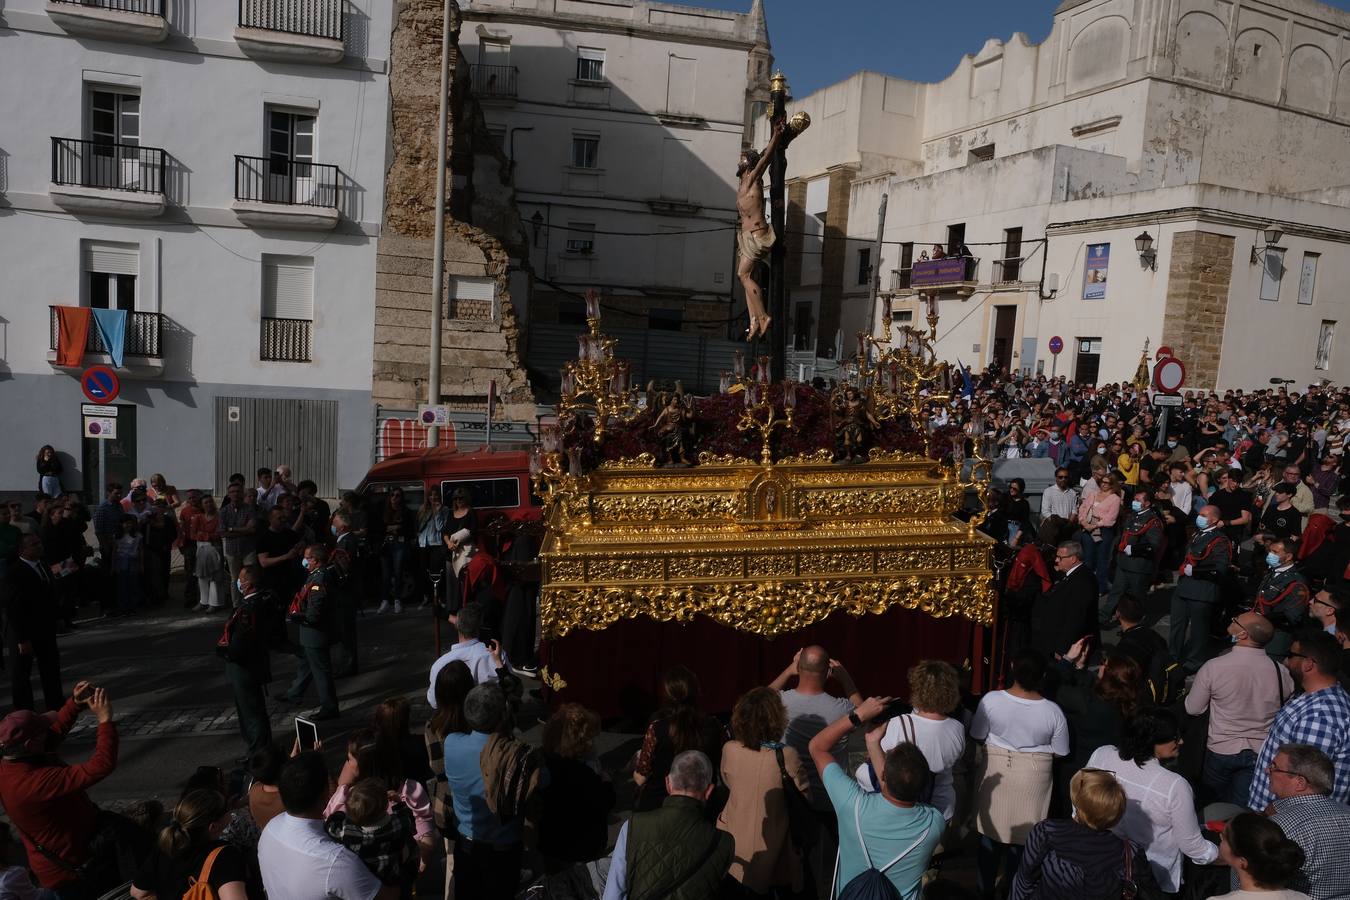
top-left (130, 789), bottom-right (254, 899)
top-left (718, 687), bottom-right (812, 897)
top-left (855, 660), bottom-right (967, 822)
top-left (1010, 769), bottom-right (1156, 899)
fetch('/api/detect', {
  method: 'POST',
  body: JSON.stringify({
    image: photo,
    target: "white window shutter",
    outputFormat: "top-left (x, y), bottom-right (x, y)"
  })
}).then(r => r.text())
top-left (83, 241), bottom-right (139, 275)
top-left (448, 276), bottom-right (494, 302)
top-left (263, 257), bottom-right (314, 320)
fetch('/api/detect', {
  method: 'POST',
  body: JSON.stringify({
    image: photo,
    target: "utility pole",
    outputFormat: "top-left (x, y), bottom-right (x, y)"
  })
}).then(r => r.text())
top-left (426, 0), bottom-right (453, 448)
top-left (768, 72), bottom-right (788, 382)
top-left (867, 193), bottom-right (889, 339)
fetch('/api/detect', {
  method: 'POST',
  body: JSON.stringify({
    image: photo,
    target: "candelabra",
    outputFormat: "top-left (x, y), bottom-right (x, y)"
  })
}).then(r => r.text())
top-left (732, 353), bottom-right (798, 465)
top-left (556, 290), bottom-right (641, 443)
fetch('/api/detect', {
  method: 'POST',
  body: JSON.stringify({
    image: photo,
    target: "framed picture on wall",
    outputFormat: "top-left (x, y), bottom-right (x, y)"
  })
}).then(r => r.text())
top-left (1083, 243), bottom-right (1110, 300)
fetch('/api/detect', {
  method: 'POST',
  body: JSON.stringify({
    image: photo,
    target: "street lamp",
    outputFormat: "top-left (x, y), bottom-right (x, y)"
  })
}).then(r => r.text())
top-left (1251, 223), bottom-right (1284, 264)
top-left (530, 210), bottom-right (544, 247)
top-left (1134, 231), bottom-right (1156, 271)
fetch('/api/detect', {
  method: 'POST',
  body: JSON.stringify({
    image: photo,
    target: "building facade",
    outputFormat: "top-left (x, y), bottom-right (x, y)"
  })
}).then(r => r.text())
top-left (769, 0), bottom-right (1350, 390)
top-left (458, 0), bottom-right (771, 349)
top-left (0, 0), bottom-right (391, 495)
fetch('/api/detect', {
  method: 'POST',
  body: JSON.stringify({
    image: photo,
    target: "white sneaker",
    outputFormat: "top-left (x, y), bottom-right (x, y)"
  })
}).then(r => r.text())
top-left (376, 601), bottom-right (391, 614)
top-left (393, 601), bottom-right (403, 614)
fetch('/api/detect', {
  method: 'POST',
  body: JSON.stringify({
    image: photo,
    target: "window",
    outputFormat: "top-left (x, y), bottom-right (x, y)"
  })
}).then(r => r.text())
top-left (565, 222), bottom-right (595, 254)
top-left (88, 89), bottom-right (141, 190)
top-left (946, 223), bottom-right (966, 258)
top-left (576, 47), bottom-right (605, 82)
top-left (856, 248), bottom-right (872, 286)
top-left (1317, 321), bottom-right (1335, 370)
top-left (1259, 248), bottom-right (1285, 301)
top-left (893, 309), bottom-right (913, 323)
top-left (969, 144), bottom-right (995, 163)
top-left (261, 255), bottom-right (314, 362)
top-left (1298, 252), bottom-right (1319, 306)
top-left (571, 134), bottom-right (599, 169)
top-left (750, 100), bottom-right (767, 122)
top-left (898, 242), bottom-right (914, 289)
top-left (1000, 227), bottom-right (1023, 282)
top-left (266, 108), bottom-right (316, 203)
top-left (83, 241), bottom-right (138, 312)
top-left (440, 477), bottom-right (521, 510)
top-left (649, 308), bottom-right (682, 331)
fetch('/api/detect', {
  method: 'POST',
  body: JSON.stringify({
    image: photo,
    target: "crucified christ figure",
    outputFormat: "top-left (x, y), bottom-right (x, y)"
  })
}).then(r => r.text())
top-left (736, 119), bottom-right (785, 342)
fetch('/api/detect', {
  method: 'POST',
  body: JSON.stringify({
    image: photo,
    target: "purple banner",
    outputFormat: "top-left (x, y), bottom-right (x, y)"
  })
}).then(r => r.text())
top-left (910, 257), bottom-right (971, 287)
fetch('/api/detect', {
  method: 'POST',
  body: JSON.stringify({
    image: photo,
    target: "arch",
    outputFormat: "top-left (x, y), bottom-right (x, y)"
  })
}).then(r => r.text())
top-left (1286, 44), bottom-right (1333, 113)
top-left (1067, 15), bottom-right (1131, 93)
top-left (1232, 27), bottom-right (1282, 102)
top-left (1336, 61), bottom-right (1350, 120)
top-left (1174, 10), bottom-right (1228, 87)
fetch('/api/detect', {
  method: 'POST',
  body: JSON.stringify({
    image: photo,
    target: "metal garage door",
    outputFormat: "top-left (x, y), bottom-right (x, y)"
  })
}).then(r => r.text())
top-left (215, 397), bottom-right (338, 497)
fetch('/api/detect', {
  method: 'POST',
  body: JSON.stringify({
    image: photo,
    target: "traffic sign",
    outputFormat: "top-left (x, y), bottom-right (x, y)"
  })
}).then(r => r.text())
top-left (1154, 357), bottom-right (1186, 394)
top-left (81, 403), bottom-right (118, 417)
top-left (1153, 394), bottom-right (1183, 407)
top-left (1048, 335), bottom-right (1064, 355)
top-left (418, 405), bottom-right (450, 427)
top-left (1156, 345), bottom-right (1174, 360)
top-left (84, 417), bottom-right (117, 439)
top-left (81, 365), bottom-right (120, 403)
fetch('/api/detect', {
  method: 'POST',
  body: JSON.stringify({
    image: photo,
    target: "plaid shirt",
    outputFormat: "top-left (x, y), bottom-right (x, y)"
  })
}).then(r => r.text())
top-left (324, 804), bottom-right (417, 886)
top-left (1249, 684), bottom-right (1350, 810)
top-left (92, 500), bottom-right (123, 542)
top-left (1270, 793), bottom-right (1350, 900)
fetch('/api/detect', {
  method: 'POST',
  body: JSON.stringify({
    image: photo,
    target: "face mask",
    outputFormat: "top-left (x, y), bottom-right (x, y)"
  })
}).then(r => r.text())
top-left (1266, 551), bottom-right (1281, 567)
top-left (301, 558), bottom-right (311, 571)
top-left (1131, 500), bottom-right (1143, 513)
top-left (1230, 632), bottom-right (1240, 644)
top-left (1195, 515), bottom-right (1210, 529)
top-left (330, 524), bottom-right (339, 537)
top-left (1167, 440), bottom-right (1178, 448)
top-left (236, 579), bottom-right (244, 595)
top-left (1049, 432), bottom-right (1060, 441)
top-left (1097, 446), bottom-right (1107, 455)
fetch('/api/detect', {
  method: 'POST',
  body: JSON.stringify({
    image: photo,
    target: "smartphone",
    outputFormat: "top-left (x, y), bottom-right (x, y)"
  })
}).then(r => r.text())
top-left (73, 684), bottom-right (94, 704)
top-left (295, 716), bottom-right (319, 751)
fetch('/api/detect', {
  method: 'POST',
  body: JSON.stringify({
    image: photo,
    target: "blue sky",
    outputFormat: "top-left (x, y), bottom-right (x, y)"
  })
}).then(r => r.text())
top-left (679, 0), bottom-right (1350, 97)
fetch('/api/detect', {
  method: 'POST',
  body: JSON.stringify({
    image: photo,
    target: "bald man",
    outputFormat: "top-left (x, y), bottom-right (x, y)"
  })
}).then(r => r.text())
top-left (1185, 610), bottom-right (1294, 805)
top-left (1170, 503), bottom-right (1233, 673)
top-left (769, 645), bottom-right (862, 810)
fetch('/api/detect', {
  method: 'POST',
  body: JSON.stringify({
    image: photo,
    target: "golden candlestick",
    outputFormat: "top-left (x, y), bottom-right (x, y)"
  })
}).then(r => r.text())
top-left (556, 290), bottom-right (640, 443)
top-left (736, 379), bottom-right (797, 466)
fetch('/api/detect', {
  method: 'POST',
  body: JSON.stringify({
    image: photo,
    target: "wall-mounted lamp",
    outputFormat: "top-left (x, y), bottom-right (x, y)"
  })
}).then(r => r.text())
top-left (1135, 231), bottom-right (1156, 271)
top-left (1250, 223), bottom-right (1284, 264)
top-left (530, 210), bottom-right (544, 247)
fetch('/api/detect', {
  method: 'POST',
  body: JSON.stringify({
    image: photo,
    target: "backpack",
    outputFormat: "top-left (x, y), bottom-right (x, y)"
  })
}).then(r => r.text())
top-left (834, 795), bottom-right (931, 900)
top-left (183, 846), bottom-right (224, 900)
top-left (1144, 647), bottom-right (1187, 707)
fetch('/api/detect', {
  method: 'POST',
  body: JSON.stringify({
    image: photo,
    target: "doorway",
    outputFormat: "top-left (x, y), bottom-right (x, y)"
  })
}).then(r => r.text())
top-left (81, 404), bottom-right (137, 500)
top-left (991, 306), bottom-right (1016, 376)
top-left (794, 301), bottom-right (814, 352)
top-left (1075, 337), bottom-right (1102, 385)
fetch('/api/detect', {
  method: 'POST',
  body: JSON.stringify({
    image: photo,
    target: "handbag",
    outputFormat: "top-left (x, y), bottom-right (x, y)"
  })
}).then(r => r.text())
top-left (897, 716), bottom-right (935, 806)
top-left (773, 745), bottom-right (818, 853)
top-left (1120, 837), bottom-right (1137, 900)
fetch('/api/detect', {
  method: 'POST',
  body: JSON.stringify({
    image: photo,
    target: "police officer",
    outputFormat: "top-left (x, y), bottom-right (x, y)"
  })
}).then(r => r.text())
top-left (1251, 538), bottom-right (1310, 661)
top-left (284, 543), bottom-right (339, 720)
top-left (221, 565), bottom-right (273, 761)
top-left (1102, 488), bottom-right (1163, 625)
top-left (1169, 503), bottom-right (1233, 673)
top-left (329, 512), bottom-right (360, 678)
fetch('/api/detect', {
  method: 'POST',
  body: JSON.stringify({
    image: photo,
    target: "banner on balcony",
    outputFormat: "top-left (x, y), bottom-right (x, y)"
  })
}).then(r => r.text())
top-left (55, 306), bottom-right (92, 367)
top-left (91, 308), bottom-right (128, 369)
top-left (910, 257), bottom-right (968, 288)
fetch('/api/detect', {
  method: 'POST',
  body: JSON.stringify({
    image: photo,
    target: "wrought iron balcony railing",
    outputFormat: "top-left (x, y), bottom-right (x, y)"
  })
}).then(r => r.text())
top-left (49, 307), bottom-right (164, 359)
top-left (234, 155), bottom-right (339, 208)
top-left (52, 138), bottom-right (166, 194)
top-left (261, 316), bottom-right (312, 362)
top-left (471, 64), bottom-right (519, 98)
top-left (238, 0), bottom-right (343, 41)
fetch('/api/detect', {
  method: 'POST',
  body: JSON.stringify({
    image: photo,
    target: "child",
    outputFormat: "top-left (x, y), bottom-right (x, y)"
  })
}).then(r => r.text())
top-left (324, 777), bottom-right (418, 889)
top-left (113, 515), bottom-right (144, 615)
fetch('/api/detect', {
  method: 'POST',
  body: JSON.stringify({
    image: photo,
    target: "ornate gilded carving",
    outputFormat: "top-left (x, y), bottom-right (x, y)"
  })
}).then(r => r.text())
top-left (549, 559), bottom-right (585, 582)
top-left (799, 551), bottom-right (874, 575)
top-left (796, 487), bottom-right (944, 517)
top-left (592, 494), bottom-right (738, 522)
top-left (697, 452), bottom-right (750, 467)
top-left (953, 547), bottom-right (990, 569)
top-left (596, 454), bottom-right (657, 470)
top-left (668, 555), bottom-right (744, 580)
top-left (877, 548), bottom-right (951, 571)
top-left (586, 557), bottom-right (664, 581)
top-left (540, 574), bottom-right (994, 638)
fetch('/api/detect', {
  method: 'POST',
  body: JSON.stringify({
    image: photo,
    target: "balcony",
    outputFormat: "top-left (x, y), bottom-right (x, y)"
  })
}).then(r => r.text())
top-left (907, 256), bottom-right (980, 298)
top-left (993, 256), bottom-right (1024, 284)
top-left (46, 0), bottom-right (168, 44)
top-left (232, 156), bottom-right (340, 231)
top-left (49, 138), bottom-right (167, 218)
top-left (471, 64), bottom-right (518, 102)
top-left (235, 0), bottom-right (345, 64)
top-left (261, 317), bottom-right (312, 362)
top-left (48, 307), bottom-right (165, 374)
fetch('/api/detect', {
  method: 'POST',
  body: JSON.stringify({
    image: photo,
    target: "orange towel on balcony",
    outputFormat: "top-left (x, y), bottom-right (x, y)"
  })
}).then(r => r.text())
top-left (55, 306), bottom-right (92, 367)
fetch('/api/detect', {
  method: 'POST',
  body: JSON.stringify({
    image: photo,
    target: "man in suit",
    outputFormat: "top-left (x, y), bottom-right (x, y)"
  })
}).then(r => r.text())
top-left (221, 565), bottom-right (272, 762)
top-left (285, 544), bottom-right (339, 721)
top-left (329, 512), bottom-right (360, 678)
top-left (1032, 540), bottom-right (1098, 661)
top-left (1170, 503), bottom-right (1233, 673)
top-left (4, 534), bottom-right (64, 711)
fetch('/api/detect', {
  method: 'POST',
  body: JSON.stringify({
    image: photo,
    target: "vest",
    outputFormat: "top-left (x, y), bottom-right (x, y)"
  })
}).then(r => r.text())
top-left (626, 795), bottom-right (732, 900)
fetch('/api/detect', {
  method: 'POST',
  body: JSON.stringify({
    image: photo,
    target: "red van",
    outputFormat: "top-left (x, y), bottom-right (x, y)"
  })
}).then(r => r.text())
top-left (356, 445), bottom-right (542, 522)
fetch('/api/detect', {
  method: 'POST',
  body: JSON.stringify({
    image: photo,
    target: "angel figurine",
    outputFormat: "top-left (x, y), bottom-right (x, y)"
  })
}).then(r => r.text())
top-left (649, 381), bottom-right (696, 467)
top-left (831, 384), bottom-right (879, 463)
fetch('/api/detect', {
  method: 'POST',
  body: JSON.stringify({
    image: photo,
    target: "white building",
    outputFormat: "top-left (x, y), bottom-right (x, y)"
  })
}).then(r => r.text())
top-left (767, 0), bottom-right (1350, 391)
top-left (458, 0), bottom-right (771, 344)
top-left (0, 0), bottom-right (391, 495)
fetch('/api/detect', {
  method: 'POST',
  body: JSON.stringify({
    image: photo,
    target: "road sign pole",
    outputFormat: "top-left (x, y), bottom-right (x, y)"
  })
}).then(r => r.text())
top-left (1156, 407), bottom-right (1170, 450)
top-left (98, 436), bottom-right (106, 500)
top-left (1051, 355), bottom-right (1057, 379)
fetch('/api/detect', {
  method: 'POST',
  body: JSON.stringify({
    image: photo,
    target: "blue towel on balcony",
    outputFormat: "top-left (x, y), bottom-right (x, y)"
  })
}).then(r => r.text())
top-left (91, 308), bottom-right (127, 368)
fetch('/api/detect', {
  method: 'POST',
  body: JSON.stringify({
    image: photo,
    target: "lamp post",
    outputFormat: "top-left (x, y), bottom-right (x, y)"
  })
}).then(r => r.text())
top-left (426, 0), bottom-right (453, 448)
top-left (768, 71), bottom-right (788, 383)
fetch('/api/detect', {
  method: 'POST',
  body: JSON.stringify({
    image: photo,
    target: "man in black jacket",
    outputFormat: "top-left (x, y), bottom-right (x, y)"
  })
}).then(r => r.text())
top-left (4, 534), bottom-right (64, 711)
top-left (1032, 540), bottom-right (1098, 661)
top-left (285, 544), bottom-right (339, 721)
top-left (222, 565), bottom-right (272, 759)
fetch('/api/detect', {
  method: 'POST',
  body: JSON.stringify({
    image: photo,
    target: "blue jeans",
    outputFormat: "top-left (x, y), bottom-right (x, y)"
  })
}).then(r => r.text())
top-left (977, 834), bottom-right (1023, 899)
top-left (115, 566), bottom-right (141, 612)
top-left (1202, 748), bottom-right (1257, 808)
top-left (380, 541), bottom-right (410, 604)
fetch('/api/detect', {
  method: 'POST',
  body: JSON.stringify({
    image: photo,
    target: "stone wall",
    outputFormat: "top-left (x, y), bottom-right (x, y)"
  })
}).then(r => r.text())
top-left (815, 164), bottom-right (858, 349)
top-left (1160, 230), bottom-right (1235, 390)
top-left (373, 0), bottom-right (535, 418)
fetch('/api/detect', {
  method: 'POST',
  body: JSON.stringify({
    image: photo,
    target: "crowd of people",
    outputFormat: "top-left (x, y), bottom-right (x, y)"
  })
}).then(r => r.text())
top-left (5, 373), bottom-right (1350, 899)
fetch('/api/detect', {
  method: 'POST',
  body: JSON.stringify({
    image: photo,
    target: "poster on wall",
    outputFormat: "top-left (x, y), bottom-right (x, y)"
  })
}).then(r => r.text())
top-left (1083, 243), bottom-right (1110, 300)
